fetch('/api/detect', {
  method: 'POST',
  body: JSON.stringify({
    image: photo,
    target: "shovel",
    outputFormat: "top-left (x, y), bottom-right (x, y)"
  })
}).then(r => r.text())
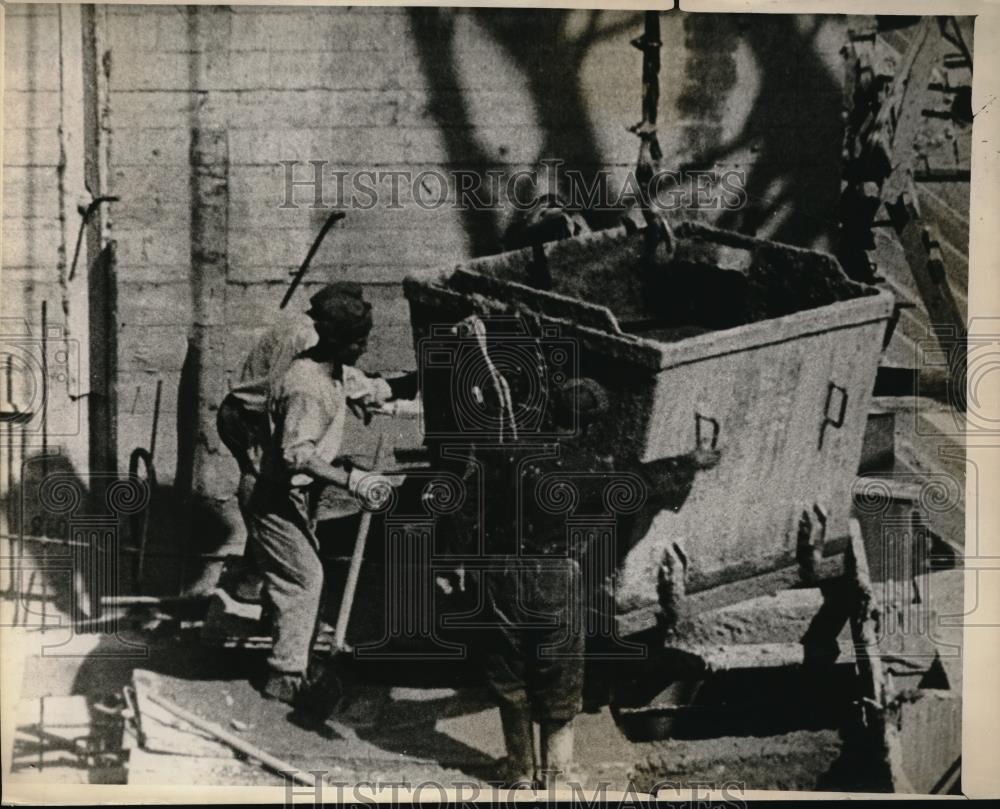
top-left (333, 433), bottom-right (384, 653)
top-left (303, 435), bottom-right (386, 718)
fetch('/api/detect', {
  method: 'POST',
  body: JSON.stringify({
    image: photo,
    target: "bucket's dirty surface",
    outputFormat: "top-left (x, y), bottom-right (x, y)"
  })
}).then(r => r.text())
top-left (404, 220), bottom-right (895, 635)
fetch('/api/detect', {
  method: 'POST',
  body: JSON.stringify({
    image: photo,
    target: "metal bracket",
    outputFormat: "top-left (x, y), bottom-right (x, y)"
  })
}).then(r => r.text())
top-left (630, 33), bottom-right (662, 53)
top-left (657, 541), bottom-right (688, 629)
top-left (796, 502), bottom-right (829, 583)
top-left (819, 382), bottom-right (849, 450)
top-left (695, 412), bottom-right (720, 451)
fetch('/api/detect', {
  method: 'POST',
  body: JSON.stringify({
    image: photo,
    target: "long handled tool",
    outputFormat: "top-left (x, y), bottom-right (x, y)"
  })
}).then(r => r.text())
top-left (300, 436), bottom-right (386, 718)
top-left (331, 434), bottom-right (384, 653)
top-left (129, 378), bottom-right (163, 594)
top-left (144, 691), bottom-right (316, 787)
top-left (279, 210), bottom-right (346, 310)
top-left (68, 195), bottom-right (119, 282)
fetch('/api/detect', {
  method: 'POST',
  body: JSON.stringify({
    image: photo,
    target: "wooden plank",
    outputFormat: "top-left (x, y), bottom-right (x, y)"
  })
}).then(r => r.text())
top-left (615, 556), bottom-right (846, 639)
top-left (127, 745), bottom-right (270, 786)
top-left (887, 193), bottom-right (967, 345)
top-left (848, 518), bottom-right (888, 709)
top-left (144, 692), bottom-right (316, 786)
top-left (886, 690), bottom-right (962, 794)
top-left (130, 670), bottom-right (234, 759)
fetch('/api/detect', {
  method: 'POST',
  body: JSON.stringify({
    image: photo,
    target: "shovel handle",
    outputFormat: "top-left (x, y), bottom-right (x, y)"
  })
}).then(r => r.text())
top-left (332, 435), bottom-right (384, 654)
top-left (280, 210), bottom-right (345, 310)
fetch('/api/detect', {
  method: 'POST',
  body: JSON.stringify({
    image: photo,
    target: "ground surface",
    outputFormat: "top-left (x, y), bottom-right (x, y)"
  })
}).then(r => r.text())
top-left (3, 529), bottom-right (963, 795)
top-left (0, 586), bottom-right (866, 793)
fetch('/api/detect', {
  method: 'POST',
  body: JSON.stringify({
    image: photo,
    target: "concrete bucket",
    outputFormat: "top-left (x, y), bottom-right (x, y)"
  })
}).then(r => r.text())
top-left (403, 217), bottom-right (897, 636)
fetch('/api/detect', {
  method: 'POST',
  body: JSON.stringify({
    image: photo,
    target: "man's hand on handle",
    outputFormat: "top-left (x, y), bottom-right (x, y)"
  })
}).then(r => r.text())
top-left (347, 466), bottom-right (397, 511)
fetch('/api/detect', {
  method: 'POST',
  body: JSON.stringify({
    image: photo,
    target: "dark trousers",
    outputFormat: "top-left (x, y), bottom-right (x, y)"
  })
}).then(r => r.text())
top-left (216, 395), bottom-right (263, 519)
top-left (217, 396), bottom-right (264, 583)
top-left (480, 556), bottom-right (585, 723)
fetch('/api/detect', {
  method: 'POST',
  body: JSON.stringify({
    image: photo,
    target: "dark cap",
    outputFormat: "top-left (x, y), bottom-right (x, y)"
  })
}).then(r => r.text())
top-left (306, 282), bottom-right (373, 342)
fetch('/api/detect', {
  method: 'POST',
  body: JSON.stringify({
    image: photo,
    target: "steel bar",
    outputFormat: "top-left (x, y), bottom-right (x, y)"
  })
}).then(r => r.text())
top-left (5, 356), bottom-right (21, 608)
top-left (132, 377), bottom-right (162, 591)
top-left (886, 192), bottom-right (966, 406)
top-left (939, 16), bottom-right (972, 72)
top-left (149, 378), bottom-right (162, 458)
top-left (40, 301), bottom-right (49, 633)
top-left (144, 692), bottom-right (317, 787)
top-left (2, 534), bottom-right (243, 563)
top-left (15, 425), bottom-right (28, 625)
top-left (72, 610), bottom-right (129, 633)
top-left (100, 594), bottom-right (210, 607)
top-left (40, 301), bottom-right (49, 477)
top-left (67, 196), bottom-right (119, 282)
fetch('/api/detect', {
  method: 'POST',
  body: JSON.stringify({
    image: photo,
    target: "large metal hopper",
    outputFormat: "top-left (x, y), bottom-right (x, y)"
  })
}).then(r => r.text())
top-left (404, 219), bottom-right (896, 635)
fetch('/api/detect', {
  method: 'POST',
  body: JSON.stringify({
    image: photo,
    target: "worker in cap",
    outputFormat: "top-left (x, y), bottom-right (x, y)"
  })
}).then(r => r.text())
top-left (468, 375), bottom-right (607, 789)
top-left (430, 359), bottom-right (601, 789)
top-left (446, 362), bottom-right (720, 789)
top-left (219, 282), bottom-right (415, 704)
top-left (215, 284), bottom-right (417, 605)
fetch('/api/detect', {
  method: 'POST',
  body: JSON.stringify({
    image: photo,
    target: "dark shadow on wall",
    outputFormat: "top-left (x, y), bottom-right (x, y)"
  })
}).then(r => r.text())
top-left (174, 337), bottom-right (200, 506)
top-left (166, 5), bottom-right (208, 582)
top-left (679, 14), bottom-right (843, 249)
top-left (472, 8), bottom-right (644, 233)
top-left (2, 451), bottom-right (231, 613)
top-left (408, 7), bottom-right (645, 252)
top-left (3, 454), bottom-right (89, 622)
top-left (407, 7), bottom-right (505, 257)
top-left (168, 328), bottom-right (234, 594)
top-left (154, 5), bottom-right (237, 593)
top-left (3, 454), bottom-right (226, 626)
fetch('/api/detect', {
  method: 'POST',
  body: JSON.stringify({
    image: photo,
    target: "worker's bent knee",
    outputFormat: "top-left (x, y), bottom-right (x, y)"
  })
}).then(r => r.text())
top-left (531, 695), bottom-right (583, 723)
top-left (490, 684), bottom-right (531, 713)
top-left (300, 561), bottom-right (324, 592)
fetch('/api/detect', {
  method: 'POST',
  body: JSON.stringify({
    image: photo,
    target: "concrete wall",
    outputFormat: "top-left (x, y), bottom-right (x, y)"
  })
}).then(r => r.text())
top-left (3, 5), bottom-right (74, 459)
top-left (3, 5), bottom-right (847, 578)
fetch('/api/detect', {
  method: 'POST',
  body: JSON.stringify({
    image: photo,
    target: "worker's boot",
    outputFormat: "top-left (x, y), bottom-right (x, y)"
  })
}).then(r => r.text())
top-left (261, 671), bottom-right (306, 705)
top-left (233, 571), bottom-right (265, 604)
top-left (540, 718), bottom-right (581, 790)
top-left (497, 703), bottom-right (536, 789)
top-left (217, 557), bottom-right (264, 604)
top-left (295, 659), bottom-right (344, 720)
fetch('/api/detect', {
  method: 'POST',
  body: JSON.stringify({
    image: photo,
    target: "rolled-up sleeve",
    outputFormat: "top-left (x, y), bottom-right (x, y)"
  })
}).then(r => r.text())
top-left (271, 365), bottom-right (344, 474)
top-left (278, 391), bottom-right (330, 472)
